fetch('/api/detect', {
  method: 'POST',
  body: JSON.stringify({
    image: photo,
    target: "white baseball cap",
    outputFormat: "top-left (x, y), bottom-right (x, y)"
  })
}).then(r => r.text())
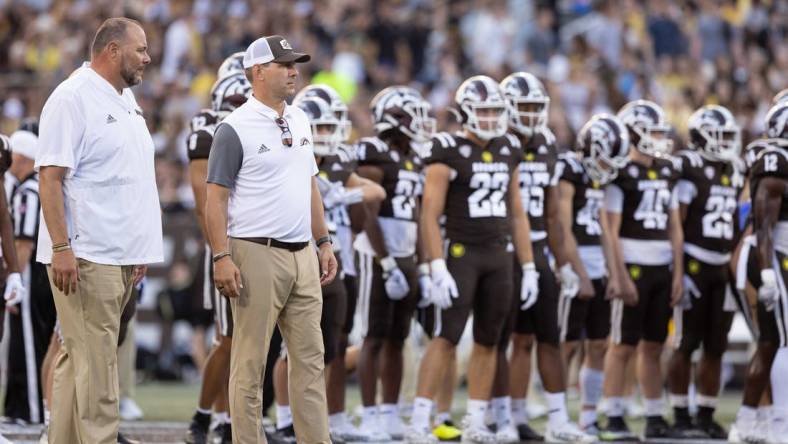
top-left (10, 129), bottom-right (37, 161)
top-left (242, 35), bottom-right (311, 69)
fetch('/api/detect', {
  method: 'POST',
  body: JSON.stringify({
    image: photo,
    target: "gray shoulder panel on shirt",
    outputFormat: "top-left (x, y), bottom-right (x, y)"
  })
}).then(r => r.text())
top-left (207, 123), bottom-right (244, 189)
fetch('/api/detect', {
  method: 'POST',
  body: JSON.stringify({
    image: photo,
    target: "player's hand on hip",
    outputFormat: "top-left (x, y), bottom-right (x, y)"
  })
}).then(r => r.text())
top-left (670, 273), bottom-right (684, 307)
top-left (4, 272), bottom-right (26, 314)
top-left (759, 269), bottom-right (779, 311)
top-left (132, 265), bottom-right (148, 286)
top-left (51, 249), bottom-right (79, 296)
top-left (318, 244), bottom-right (337, 286)
top-left (430, 259), bottom-right (458, 309)
top-left (520, 262), bottom-right (540, 310)
top-left (214, 256), bottom-right (243, 298)
top-left (558, 263), bottom-right (581, 299)
top-left (381, 256), bottom-right (409, 300)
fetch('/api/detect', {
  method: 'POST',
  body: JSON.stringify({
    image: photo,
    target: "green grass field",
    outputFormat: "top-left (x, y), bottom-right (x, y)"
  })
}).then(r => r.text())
top-left (134, 381), bottom-right (741, 433)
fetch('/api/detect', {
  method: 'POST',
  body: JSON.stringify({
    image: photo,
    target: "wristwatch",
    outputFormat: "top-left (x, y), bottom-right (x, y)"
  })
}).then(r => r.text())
top-left (316, 236), bottom-right (332, 248)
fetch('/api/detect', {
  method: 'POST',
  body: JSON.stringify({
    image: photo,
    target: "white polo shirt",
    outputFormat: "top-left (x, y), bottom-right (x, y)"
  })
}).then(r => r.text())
top-left (207, 95), bottom-right (318, 243)
top-left (35, 67), bottom-right (164, 265)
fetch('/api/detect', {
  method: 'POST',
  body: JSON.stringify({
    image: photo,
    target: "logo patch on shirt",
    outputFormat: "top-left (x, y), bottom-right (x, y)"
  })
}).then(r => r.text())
top-left (660, 167), bottom-right (671, 177)
top-left (300, 137), bottom-right (310, 147)
top-left (331, 163), bottom-right (343, 171)
top-left (106, 114), bottom-right (117, 124)
top-left (134, 108), bottom-right (144, 116)
top-left (459, 145), bottom-right (472, 158)
top-left (481, 151), bottom-right (493, 163)
top-left (721, 174), bottom-right (730, 186)
top-left (705, 166), bottom-right (715, 180)
top-left (500, 146), bottom-right (511, 156)
top-left (628, 165), bottom-right (639, 178)
top-left (258, 143), bottom-right (270, 153)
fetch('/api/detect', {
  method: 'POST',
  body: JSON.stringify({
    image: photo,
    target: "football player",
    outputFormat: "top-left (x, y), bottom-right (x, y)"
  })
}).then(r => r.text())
top-left (557, 114), bottom-right (631, 434)
top-left (666, 105), bottom-right (744, 439)
top-left (353, 86), bottom-right (434, 440)
top-left (729, 103), bottom-right (788, 443)
top-left (599, 100), bottom-right (683, 441)
top-left (405, 75), bottom-right (539, 444)
top-left (184, 69), bottom-right (251, 444)
top-left (491, 71), bottom-right (590, 443)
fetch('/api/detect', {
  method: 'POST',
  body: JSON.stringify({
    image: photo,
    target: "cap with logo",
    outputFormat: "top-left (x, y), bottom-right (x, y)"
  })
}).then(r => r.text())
top-left (242, 35), bottom-right (311, 68)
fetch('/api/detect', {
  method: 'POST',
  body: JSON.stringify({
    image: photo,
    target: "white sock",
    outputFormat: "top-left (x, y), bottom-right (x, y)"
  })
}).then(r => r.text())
top-left (362, 406), bottom-right (377, 423)
top-left (771, 348), bottom-right (788, 409)
top-left (276, 405), bottom-right (292, 429)
top-left (412, 397), bottom-right (433, 429)
top-left (434, 411), bottom-right (451, 426)
top-left (644, 397), bottom-right (664, 417)
top-left (214, 411), bottom-right (229, 424)
top-left (466, 399), bottom-right (489, 427)
top-left (737, 405), bottom-right (757, 422)
top-left (491, 396), bottom-right (513, 428)
top-left (544, 391), bottom-right (569, 427)
top-left (511, 398), bottom-right (528, 425)
top-left (696, 394), bottom-right (718, 409)
top-left (329, 412), bottom-right (347, 429)
top-left (606, 397), bottom-right (626, 417)
top-left (669, 394), bottom-right (689, 408)
top-left (580, 408), bottom-right (597, 429)
top-left (379, 403), bottom-right (397, 417)
top-left (757, 406), bottom-right (772, 422)
top-left (196, 407), bottom-right (212, 415)
top-left (579, 367), bottom-right (604, 410)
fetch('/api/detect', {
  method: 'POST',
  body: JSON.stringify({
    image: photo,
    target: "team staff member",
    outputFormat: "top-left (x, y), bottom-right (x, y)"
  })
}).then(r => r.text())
top-left (205, 35), bottom-right (337, 444)
top-left (36, 18), bottom-right (163, 444)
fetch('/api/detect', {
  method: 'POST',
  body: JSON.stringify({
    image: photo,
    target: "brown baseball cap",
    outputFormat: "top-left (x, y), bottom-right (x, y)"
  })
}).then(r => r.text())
top-left (242, 35), bottom-right (310, 68)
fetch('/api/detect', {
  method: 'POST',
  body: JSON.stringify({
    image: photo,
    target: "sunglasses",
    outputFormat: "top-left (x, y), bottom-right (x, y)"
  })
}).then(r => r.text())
top-left (275, 117), bottom-right (293, 147)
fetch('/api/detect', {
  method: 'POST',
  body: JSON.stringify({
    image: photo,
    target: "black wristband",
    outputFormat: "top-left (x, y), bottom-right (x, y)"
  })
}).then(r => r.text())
top-left (212, 252), bottom-right (231, 263)
top-left (316, 236), bottom-right (332, 248)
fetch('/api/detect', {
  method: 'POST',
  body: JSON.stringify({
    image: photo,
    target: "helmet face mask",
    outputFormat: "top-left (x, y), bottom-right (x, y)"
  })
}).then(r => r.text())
top-left (294, 97), bottom-right (341, 156)
top-left (617, 100), bottom-right (672, 158)
top-left (688, 105), bottom-right (741, 161)
top-left (577, 114), bottom-right (630, 185)
top-left (500, 72), bottom-right (550, 137)
top-left (456, 75), bottom-right (509, 141)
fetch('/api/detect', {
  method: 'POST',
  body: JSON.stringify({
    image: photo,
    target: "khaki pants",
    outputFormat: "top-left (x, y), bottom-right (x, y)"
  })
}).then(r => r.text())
top-left (48, 260), bottom-right (134, 444)
top-left (229, 238), bottom-right (329, 443)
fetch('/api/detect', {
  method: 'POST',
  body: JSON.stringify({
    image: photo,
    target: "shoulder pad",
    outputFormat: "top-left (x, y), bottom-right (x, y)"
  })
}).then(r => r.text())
top-left (538, 127), bottom-right (556, 146)
top-left (504, 133), bottom-right (521, 149)
top-left (677, 150), bottom-right (704, 170)
top-left (559, 152), bottom-right (584, 175)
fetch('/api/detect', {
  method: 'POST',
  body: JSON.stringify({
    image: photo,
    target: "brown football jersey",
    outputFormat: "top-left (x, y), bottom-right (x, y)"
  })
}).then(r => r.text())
top-left (186, 109), bottom-right (220, 161)
top-left (750, 146), bottom-right (788, 225)
top-left (424, 131), bottom-right (521, 245)
top-left (518, 128), bottom-right (558, 241)
top-left (557, 151), bottom-right (605, 247)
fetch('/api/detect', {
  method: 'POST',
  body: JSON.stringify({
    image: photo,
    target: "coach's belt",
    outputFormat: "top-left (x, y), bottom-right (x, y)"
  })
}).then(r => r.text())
top-left (241, 237), bottom-right (309, 252)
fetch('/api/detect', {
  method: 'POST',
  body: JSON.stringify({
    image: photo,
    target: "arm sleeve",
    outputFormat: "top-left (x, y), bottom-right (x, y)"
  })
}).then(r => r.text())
top-left (604, 184), bottom-right (624, 213)
top-left (206, 123), bottom-right (244, 189)
top-left (676, 179), bottom-right (697, 204)
top-left (34, 93), bottom-right (85, 175)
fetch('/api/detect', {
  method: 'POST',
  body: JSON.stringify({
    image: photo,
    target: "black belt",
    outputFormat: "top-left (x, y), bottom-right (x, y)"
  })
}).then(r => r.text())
top-left (240, 237), bottom-right (310, 252)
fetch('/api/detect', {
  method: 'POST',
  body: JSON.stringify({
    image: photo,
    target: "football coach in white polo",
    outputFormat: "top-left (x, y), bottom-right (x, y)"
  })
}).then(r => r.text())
top-left (35, 18), bottom-right (163, 444)
top-left (205, 35), bottom-right (337, 443)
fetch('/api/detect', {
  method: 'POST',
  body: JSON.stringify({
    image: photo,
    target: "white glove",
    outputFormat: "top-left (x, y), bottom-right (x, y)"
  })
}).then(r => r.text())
top-left (559, 263), bottom-right (580, 299)
top-left (321, 184), bottom-right (346, 209)
top-left (681, 274), bottom-right (701, 309)
top-left (381, 256), bottom-right (409, 300)
top-left (520, 262), bottom-right (540, 310)
top-left (4, 272), bottom-right (26, 307)
top-left (430, 259), bottom-right (458, 309)
top-left (417, 263), bottom-right (432, 308)
top-left (759, 269), bottom-right (779, 312)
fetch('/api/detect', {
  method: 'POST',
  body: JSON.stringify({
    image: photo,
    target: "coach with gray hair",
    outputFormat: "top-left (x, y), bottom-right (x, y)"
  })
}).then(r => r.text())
top-left (206, 35), bottom-right (336, 443)
top-left (36, 18), bottom-right (162, 444)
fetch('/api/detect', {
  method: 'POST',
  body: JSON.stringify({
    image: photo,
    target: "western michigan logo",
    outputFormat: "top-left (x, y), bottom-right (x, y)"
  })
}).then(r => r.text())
top-left (629, 265), bottom-right (642, 280)
top-left (721, 174), bottom-right (730, 186)
top-left (450, 243), bottom-right (466, 258)
top-left (481, 151), bottom-right (493, 163)
top-left (783, 257), bottom-right (788, 271)
top-left (405, 160), bottom-right (414, 171)
top-left (318, 171), bottom-right (328, 180)
top-left (647, 170), bottom-right (658, 180)
top-left (524, 152), bottom-right (535, 162)
top-left (592, 180), bottom-right (600, 189)
top-left (688, 259), bottom-right (701, 275)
